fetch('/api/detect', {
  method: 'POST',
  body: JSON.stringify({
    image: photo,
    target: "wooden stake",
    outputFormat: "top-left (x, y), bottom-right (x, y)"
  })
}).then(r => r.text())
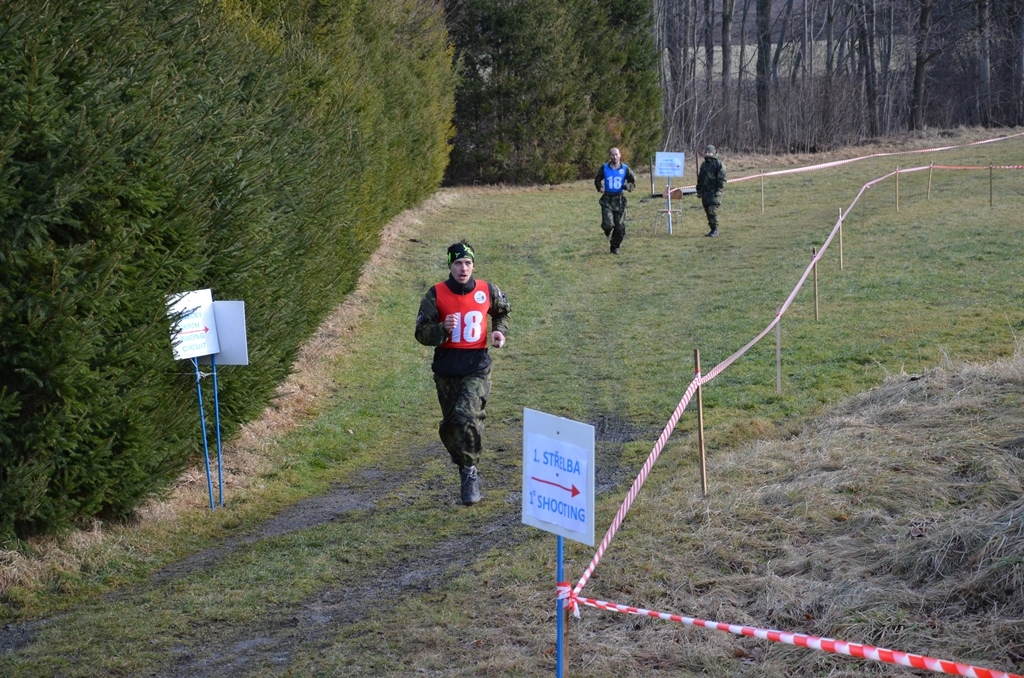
top-left (895, 165), bottom-right (900, 212)
top-left (990, 164), bottom-right (994, 207)
top-left (775, 305), bottom-right (782, 395)
top-left (838, 208), bottom-right (844, 270)
top-left (695, 349), bottom-right (708, 497)
top-left (812, 246), bottom-right (819, 322)
top-left (760, 171), bottom-right (765, 214)
top-left (563, 604), bottom-right (570, 670)
top-left (927, 163), bottom-right (933, 200)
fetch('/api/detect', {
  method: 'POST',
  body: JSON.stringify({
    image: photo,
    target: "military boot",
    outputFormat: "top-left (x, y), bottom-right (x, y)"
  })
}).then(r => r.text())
top-left (459, 465), bottom-right (482, 505)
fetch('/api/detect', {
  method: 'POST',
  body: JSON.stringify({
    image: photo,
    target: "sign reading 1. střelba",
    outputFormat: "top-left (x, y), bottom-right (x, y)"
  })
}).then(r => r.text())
top-left (522, 408), bottom-right (595, 547)
top-left (655, 151), bottom-right (686, 178)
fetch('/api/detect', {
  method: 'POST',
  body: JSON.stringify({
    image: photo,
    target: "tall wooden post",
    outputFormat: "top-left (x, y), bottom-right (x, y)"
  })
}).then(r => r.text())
top-left (895, 166), bottom-right (900, 212)
top-left (812, 247), bottom-right (819, 321)
top-left (760, 171), bottom-right (765, 214)
top-left (838, 208), bottom-right (844, 270)
top-left (775, 305), bottom-right (782, 394)
top-left (695, 349), bottom-right (708, 497)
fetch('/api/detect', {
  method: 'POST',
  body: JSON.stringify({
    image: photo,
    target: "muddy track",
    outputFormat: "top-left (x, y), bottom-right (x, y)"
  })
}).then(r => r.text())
top-left (0, 415), bottom-right (667, 674)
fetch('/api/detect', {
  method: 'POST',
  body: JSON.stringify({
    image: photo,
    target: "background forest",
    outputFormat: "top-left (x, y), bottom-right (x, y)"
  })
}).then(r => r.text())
top-left (655, 0), bottom-right (1024, 151)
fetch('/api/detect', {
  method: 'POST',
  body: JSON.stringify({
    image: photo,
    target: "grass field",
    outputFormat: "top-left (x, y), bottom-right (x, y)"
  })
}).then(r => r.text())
top-left (2, 128), bottom-right (1024, 676)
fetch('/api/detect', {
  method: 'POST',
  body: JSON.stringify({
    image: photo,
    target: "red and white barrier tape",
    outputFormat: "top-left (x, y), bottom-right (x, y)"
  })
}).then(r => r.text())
top-left (563, 138), bottom-right (1024, 674)
top-left (577, 159), bottom-right (1024, 597)
top-left (572, 373), bottom-right (703, 595)
top-left (674, 131), bottom-right (1024, 191)
top-left (556, 584), bottom-right (1022, 678)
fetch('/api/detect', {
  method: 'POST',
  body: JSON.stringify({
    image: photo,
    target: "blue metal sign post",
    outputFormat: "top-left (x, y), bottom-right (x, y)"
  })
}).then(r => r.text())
top-left (556, 536), bottom-right (565, 677)
top-left (191, 357), bottom-right (216, 511)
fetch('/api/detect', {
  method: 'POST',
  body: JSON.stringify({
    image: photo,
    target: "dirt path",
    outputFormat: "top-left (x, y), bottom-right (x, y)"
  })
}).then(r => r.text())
top-left (0, 415), bottom-right (660, 675)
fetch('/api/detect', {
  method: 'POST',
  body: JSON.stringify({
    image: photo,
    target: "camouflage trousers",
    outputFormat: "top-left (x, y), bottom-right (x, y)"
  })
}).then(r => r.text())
top-left (434, 368), bottom-right (491, 468)
top-left (701, 192), bottom-right (722, 230)
top-left (599, 193), bottom-right (628, 249)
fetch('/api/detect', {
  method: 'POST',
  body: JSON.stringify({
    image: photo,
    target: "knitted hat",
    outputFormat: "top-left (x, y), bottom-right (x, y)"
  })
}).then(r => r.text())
top-left (704, 145), bottom-right (716, 156)
top-left (447, 241), bottom-right (475, 267)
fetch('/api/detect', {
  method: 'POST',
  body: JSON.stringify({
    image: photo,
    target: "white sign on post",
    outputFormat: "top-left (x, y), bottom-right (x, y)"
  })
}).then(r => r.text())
top-left (167, 289), bottom-right (221, 360)
top-left (655, 151), bottom-right (686, 178)
top-left (198, 300), bottom-right (249, 366)
top-left (522, 408), bottom-right (595, 547)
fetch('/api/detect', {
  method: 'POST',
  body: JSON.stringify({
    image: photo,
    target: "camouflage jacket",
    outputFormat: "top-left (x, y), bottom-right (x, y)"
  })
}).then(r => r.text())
top-left (696, 157), bottom-right (727, 198)
top-left (415, 276), bottom-right (511, 377)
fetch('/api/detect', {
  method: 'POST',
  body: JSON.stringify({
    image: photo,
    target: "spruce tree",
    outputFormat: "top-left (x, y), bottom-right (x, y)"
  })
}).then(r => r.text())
top-left (444, 0), bottom-right (661, 184)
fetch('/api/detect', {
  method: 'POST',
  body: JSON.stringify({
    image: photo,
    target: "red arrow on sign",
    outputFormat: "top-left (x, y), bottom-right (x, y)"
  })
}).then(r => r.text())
top-left (179, 326), bottom-right (210, 335)
top-left (531, 477), bottom-right (580, 498)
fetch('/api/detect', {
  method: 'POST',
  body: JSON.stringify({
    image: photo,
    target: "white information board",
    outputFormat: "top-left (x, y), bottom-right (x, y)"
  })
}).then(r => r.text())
top-left (167, 289), bottom-right (221, 360)
top-left (198, 300), bottom-right (249, 366)
top-left (655, 151), bottom-right (686, 178)
top-left (522, 408), bottom-right (595, 547)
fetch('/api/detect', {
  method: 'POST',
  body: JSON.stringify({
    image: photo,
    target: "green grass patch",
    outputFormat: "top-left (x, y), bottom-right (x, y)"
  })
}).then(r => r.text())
top-left (3, 131), bottom-right (1024, 676)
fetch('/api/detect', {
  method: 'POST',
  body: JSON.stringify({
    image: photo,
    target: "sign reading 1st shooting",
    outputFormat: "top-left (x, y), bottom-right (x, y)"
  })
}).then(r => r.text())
top-left (522, 408), bottom-right (595, 547)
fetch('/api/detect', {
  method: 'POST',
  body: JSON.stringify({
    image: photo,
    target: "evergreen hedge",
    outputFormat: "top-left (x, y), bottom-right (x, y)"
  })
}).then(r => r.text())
top-left (444, 0), bottom-right (661, 185)
top-left (0, 0), bottom-right (455, 543)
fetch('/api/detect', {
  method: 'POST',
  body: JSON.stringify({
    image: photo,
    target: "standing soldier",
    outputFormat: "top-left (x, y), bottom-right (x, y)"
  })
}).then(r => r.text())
top-left (415, 241), bottom-right (510, 505)
top-left (594, 147), bottom-right (636, 254)
top-left (696, 145), bottom-right (727, 237)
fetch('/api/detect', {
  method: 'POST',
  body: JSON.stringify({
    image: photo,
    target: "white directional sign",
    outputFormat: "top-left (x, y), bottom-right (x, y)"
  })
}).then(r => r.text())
top-left (655, 151), bottom-right (686, 178)
top-left (198, 300), bottom-right (249, 366)
top-left (167, 289), bottom-right (221, 360)
top-left (522, 408), bottom-right (595, 547)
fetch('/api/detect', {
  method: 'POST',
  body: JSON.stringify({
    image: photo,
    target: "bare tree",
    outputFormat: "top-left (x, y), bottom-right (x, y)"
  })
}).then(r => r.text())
top-left (1015, 0), bottom-right (1024, 125)
top-left (756, 0), bottom-right (773, 141)
top-left (856, 0), bottom-right (880, 135)
top-left (721, 0), bottom-right (735, 107)
top-left (735, 0), bottom-right (753, 135)
top-left (704, 0), bottom-right (715, 94)
top-left (976, 0), bottom-right (992, 125)
top-left (654, 0), bottom-right (1019, 153)
top-left (910, 0), bottom-right (933, 130)
top-left (771, 0), bottom-right (795, 85)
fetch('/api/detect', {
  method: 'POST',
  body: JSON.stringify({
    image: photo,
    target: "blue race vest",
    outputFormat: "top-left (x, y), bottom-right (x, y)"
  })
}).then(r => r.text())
top-left (603, 164), bottom-right (628, 194)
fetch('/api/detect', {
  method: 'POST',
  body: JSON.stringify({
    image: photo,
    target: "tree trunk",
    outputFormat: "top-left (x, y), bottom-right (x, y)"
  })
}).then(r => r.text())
top-left (836, 3), bottom-right (850, 76)
top-left (661, 0), bottom-right (686, 148)
top-left (910, 0), bottom-right (933, 131)
top-left (736, 0), bottom-right (751, 135)
top-left (689, 0), bottom-right (700, 144)
top-left (722, 0), bottom-right (735, 104)
top-left (704, 0), bottom-right (715, 96)
top-left (879, 0), bottom-right (894, 131)
top-left (771, 0), bottom-right (795, 85)
top-left (1015, 0), bottom-right (1024, 126)
top-left (976, 0), bottom-right (991, 126)
top-left (857, 0), bottom-right (879, 136)
top-left (825, 0), bottom-right (835, 77)
top-left (756, 0), bottom-right (772, 142)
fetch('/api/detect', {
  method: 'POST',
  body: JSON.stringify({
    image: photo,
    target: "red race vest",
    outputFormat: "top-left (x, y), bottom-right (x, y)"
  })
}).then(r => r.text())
top-left (435, 280), bottom-right (490, 350)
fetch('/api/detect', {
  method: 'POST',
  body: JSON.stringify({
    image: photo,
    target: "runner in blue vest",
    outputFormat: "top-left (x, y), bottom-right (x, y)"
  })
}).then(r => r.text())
top-left (594, 147), bottom-right (636, 254)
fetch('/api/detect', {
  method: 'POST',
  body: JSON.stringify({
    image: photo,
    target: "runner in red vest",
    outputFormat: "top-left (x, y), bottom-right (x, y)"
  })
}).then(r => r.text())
top-left (415, 241), bottom-right (511, 505)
